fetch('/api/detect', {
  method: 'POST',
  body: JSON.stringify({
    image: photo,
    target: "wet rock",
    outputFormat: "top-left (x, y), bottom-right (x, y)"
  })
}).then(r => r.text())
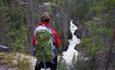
top-left (0, 45), bottom-right (12, 52)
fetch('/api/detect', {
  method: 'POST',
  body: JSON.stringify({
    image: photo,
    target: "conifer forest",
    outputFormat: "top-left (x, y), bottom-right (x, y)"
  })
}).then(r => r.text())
top-left (0, 0), bottom-right (115, 70)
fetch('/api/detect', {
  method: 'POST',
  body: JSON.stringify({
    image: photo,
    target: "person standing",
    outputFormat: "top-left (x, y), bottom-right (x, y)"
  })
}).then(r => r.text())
top-left (32, 12), bottom-right (60, 70)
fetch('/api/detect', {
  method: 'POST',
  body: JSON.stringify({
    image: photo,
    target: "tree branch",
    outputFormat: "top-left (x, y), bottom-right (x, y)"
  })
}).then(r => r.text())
top-left (17, 0), bottom-right (29, 5)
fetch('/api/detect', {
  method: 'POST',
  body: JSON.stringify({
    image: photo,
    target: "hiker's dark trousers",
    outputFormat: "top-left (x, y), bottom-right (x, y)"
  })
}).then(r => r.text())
top-left (35, 56), bottom-right (57, 70)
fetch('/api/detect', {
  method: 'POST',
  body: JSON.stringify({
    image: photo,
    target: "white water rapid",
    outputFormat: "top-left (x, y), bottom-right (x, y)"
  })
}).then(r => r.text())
top-left (62, 20), bottom-right (80, 64)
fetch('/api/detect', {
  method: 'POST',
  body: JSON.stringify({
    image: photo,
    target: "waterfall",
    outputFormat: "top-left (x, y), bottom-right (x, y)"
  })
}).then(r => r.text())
top-left (62, 20), bottom-right (80, 64)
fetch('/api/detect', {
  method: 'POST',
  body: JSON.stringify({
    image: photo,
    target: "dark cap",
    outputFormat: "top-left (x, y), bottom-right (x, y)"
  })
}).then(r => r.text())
top-left (41, 12), bottom-right (50, 23)
top-left (41, 12), bottom-right (50, 19)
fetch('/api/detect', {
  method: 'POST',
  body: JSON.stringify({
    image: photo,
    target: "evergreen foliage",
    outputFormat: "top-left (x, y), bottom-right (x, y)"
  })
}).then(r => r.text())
top-left (0, 0), bottom-right (115, 70)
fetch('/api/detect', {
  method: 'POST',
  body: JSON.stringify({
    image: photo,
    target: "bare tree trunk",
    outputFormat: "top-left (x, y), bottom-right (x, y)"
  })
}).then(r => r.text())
top-left (28, 0), bottom-right (33, 28)
top-left (26, 0), bottom-right (34, 48)
top-left (105, 29), bottom-right (115, 70)
top-left (105, 41), bottom-right (113, 70)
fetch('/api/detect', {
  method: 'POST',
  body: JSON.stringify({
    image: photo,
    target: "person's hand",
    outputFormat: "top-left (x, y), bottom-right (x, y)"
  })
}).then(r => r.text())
top-left (32, 48), bottom-right (36, 56)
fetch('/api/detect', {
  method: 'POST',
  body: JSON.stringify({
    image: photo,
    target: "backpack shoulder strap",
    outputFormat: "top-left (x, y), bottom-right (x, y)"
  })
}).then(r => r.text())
top-left (34, 25), bottom-right (51, 36)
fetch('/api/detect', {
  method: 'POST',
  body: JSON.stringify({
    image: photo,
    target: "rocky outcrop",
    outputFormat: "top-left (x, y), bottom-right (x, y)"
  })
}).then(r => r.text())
top-left (0, 52), bottom-right (37, 70)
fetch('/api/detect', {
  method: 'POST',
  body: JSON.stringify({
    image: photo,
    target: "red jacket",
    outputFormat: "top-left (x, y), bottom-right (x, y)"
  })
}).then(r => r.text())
top-left (32, 22), bottom-right (60, 48)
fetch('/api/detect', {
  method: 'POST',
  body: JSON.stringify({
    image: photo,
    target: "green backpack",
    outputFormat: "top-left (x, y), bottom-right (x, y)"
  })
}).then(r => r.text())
top-left (35, 26), bottom-right (54, 62)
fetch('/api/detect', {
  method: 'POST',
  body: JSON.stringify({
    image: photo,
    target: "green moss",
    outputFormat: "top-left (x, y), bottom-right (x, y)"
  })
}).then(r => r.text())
top-left (17, 58), bottom-right (29, 70)
top-left (0, 52), bottom-right (30, 70)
